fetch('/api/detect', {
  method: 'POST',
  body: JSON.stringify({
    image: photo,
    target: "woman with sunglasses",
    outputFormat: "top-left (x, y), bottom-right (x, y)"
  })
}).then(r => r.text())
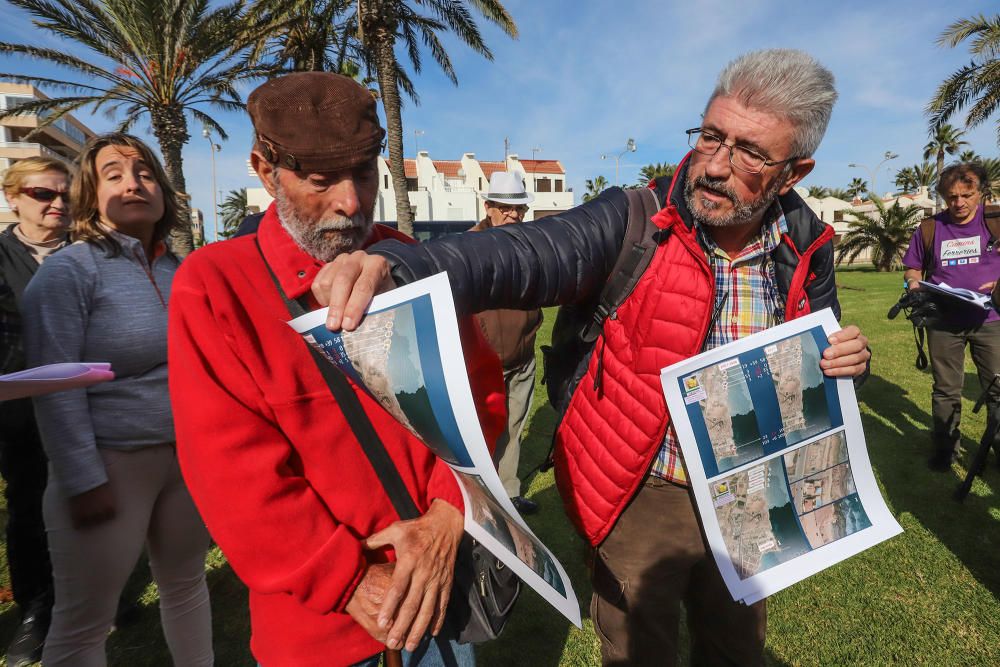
top-left (0, 155), bottom-right (71, 666)
top-left (21, 134), bottom-right (213, 666)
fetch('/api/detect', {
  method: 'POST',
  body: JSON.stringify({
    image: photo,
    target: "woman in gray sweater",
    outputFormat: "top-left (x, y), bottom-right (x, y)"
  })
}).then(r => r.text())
top-left (22, 134), bottom-right (212, 667)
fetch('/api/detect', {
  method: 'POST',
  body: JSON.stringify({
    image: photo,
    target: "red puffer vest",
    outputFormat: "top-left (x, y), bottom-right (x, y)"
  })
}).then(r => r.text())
top-left (553, 173), bottom-right (834, 547)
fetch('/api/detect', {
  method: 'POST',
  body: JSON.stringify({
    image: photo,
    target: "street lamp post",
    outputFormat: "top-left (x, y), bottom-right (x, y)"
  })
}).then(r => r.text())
top-left (848, 150), bottom-right (898, 200)
top-left (202, 127), bottom-right (221, 241)
top-left (602, 137), bottom-right (637, 187)
top-left (530, 146), bottom-right (541, 190)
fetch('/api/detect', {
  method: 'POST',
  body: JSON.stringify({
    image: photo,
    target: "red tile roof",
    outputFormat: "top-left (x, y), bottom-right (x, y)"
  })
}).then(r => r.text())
top-left (432, 160), bottom-right (463, 179)
top-left (520, 159), bottom-right (565, 174)
top-left (382, 158), bottom-right (417, 178)
top-left (479, 161), bottom-right (506, 179)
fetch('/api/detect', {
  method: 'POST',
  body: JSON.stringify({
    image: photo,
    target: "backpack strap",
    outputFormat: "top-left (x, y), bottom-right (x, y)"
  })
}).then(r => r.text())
top-left (586, 187), bottom-right (664, 396)
top-left (581, 188), bottom-right (663, 345)
top-left (920, 217), bottom-right (936, 280)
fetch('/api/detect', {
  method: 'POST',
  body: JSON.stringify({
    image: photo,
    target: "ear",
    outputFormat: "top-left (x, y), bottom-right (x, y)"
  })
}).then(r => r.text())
top-left (251, 151), bottom-right (278, 197)
top-left (4, 193), bottom-right (17, 212)
top-left (778, 158), bottom-right (815, 195)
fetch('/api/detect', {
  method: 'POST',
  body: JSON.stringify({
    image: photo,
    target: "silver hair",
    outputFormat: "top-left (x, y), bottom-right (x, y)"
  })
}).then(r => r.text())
top-left (708, 49), bottom-right (837, 158)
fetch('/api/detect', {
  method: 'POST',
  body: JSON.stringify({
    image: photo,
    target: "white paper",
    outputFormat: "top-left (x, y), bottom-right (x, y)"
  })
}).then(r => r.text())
top-left (288, 272), bottom-right (581, 627)
top-left (661, 309), bottom-right (902, 605)
top-left (919, 281), bottom-right (992, 310)
top-left (0, 362), bottom-right (114, 401)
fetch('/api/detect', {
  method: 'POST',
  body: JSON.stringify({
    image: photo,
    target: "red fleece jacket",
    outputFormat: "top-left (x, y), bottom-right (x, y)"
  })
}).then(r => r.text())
top-left (168, 206), bottom-right (505, 666)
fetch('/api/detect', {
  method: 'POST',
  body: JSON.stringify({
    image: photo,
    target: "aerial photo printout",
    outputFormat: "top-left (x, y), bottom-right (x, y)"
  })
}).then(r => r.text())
top-left (288, 273), bottom-right (581, 627)
top-left (662, 309), bottom-right (902, 604)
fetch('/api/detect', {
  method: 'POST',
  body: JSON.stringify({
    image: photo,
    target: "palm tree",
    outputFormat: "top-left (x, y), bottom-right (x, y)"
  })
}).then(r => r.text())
top-left (218, 188), bottom-right (249, 239)
top-left (980, 157), bottom-right (1000, 200)
top-left (894, 166), bottom-right (918, 193)
top-left (636, 162), bottom-right (676, 186)
top-left (847, 177), bottom-right (868, 199)
top-left (928, 14), bottom-right (1000, 145)
top-left (827, 187), bottom-right (851, 201)
top-left (354, 0), bottom-right (517, 236)
top-left (959, 149), bottom-right (980, 163)
top-left (835, 197), bottom-right (925, 271)
top-left (806, 185), bottom-right (829, 199)
top-left (248, 0), bottom-right (352, 72)
top-left (0, 0), bottom-right (275, 256)
top-left (582, 176), bottom-right (609, 203)
top-left (923, 123), bottom-right (969, 187)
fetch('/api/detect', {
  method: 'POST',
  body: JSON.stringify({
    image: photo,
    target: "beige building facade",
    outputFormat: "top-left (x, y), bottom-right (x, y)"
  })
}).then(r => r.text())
top-left (0, 82), bottom-right (97, 228)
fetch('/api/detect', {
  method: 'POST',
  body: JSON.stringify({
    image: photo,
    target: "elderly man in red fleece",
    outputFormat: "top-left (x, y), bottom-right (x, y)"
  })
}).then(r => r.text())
top-left (167, 72), bottom-right (505, 667)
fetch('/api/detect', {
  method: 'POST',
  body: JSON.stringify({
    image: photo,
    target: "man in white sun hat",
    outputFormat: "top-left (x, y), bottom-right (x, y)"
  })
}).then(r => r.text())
top-left (469, 172), bottom-right (543, 515)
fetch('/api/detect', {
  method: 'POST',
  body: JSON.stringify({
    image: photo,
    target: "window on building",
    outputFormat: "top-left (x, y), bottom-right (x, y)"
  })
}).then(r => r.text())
top-left (834, 210), bottom-right (844, 222)
top-left (536, 178), bottom-right (551, 193)
top-left (478, 177), bottom-right (483, 190)
top-left (384, 175), bottom-right (389, 189)
top-left (555, 179), bottom-right (563, 192)
top-left (406, 177), bottom-right (418, 192)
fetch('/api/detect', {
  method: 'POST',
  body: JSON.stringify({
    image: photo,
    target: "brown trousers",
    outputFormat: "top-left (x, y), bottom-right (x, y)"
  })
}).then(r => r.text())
top-left (591, 476), bottom-right (766, 666)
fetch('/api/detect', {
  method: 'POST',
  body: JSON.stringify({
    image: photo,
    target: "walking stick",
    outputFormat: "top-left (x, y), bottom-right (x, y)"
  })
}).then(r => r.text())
top-left (955, 374), bottom-right (1000, 502)
top-left (385, 648), bottom-right (404, 667)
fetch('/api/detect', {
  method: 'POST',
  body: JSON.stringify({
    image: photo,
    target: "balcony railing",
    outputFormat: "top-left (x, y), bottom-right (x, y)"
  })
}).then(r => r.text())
top-left (0, 141), bottom-right (72, 163)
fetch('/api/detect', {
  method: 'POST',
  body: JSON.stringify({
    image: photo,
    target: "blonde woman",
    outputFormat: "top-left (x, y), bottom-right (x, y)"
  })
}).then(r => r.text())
top-left (22, 134), bottom-right (212, 667)
top-left (0, 156), bottom-right (70, 666)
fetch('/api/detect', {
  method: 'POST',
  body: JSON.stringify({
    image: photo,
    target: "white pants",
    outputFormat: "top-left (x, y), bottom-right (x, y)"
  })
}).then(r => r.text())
top-left (42, 445), bottom-right (213, 667)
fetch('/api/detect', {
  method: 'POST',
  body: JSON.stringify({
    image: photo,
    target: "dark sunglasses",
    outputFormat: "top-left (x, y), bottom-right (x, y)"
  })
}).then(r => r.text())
top-left (20, 187), bottom-right (69, 203)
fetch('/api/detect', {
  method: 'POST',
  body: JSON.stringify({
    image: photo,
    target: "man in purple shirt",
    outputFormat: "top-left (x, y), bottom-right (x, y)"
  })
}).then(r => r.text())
top-left (901, 162), bottom-right (1000, 470)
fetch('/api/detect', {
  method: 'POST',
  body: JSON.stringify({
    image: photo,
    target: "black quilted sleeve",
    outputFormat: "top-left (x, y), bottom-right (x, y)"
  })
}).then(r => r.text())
top-left (370, 187), bottom-right (631, 316)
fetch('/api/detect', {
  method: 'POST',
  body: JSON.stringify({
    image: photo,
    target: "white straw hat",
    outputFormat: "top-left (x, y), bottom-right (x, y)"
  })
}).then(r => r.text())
top-left (480, 171), bottom-right (534, 205)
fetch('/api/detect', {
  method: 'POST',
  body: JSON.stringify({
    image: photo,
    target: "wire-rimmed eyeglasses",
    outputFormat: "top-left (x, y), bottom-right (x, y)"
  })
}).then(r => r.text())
top-left (686, 128), bottom-right (797, 174)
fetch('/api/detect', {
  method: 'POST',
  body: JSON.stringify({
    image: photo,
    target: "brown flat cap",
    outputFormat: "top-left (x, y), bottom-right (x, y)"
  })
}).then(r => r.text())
top-left (248, 72), bottom-right (385, 173)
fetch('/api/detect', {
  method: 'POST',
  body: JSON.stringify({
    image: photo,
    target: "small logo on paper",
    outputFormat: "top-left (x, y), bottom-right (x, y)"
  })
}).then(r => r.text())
top-left (948, 259), bottom-right (958, 266)
top-left (970, 257), bottom-right (980, 264)
top-left (959, 258), bottom-right (969, 265)
top-left (682, 374), bottom-right (708, 405)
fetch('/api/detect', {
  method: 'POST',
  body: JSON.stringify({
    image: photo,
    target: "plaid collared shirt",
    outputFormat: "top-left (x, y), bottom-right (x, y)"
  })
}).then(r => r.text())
top-left (650, 205), bottom-right (788, 484)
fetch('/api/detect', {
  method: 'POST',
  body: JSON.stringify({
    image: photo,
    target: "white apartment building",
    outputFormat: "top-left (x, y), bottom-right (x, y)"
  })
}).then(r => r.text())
top-left (0, 82), bottom-right (96, 228)
top-left (797, 186), bottom-right (937, 265)
top-left (247, 151), bottom-right (574, 224)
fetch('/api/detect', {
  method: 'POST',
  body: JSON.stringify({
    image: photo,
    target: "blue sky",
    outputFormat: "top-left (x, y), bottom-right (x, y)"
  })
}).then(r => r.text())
top-left (1, 0), bottom-right (998, 241)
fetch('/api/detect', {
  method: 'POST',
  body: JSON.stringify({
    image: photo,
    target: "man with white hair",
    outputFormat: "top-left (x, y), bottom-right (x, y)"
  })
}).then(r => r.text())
top-left (313, 49), bottom-right (871, 664)
top-left (470, 172), bottom-right (543, 515)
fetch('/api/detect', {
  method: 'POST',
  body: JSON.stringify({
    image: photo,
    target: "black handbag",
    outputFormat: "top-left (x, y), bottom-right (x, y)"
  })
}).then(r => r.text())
top-left (256, 239), bottom-right (519, 643)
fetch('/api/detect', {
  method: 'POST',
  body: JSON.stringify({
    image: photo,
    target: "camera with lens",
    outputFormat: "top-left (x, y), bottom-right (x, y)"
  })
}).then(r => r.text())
top-left (887, 289), bottom-right (943, 329)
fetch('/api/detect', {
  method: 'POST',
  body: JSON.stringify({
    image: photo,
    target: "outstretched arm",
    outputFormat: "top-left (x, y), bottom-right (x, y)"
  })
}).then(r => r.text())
top-left (314, 188), bottom-right (633, 330)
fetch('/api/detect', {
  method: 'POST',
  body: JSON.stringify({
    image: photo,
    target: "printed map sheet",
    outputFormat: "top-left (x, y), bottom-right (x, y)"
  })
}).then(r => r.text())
top-left (287, 272), bottom-right (581, 627)
top-left (661, 309), bottom-right (901, 605)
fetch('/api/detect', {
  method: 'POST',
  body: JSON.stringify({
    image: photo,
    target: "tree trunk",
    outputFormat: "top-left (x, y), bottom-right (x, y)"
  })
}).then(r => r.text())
top-left (150, 105), bottom-right (194, 256)
top-left (363, 9), bottom-right (414, 236)
top-left (936, 149), bottom-right (945, 213)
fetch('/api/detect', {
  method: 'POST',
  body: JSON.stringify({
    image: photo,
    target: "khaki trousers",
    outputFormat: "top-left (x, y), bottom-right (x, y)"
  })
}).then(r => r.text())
top-left (494, 357), bottom-right (536, 498)
top-left (591, 476), bottom-right (766, 666)
top-left (927, 320), bottom-right (1000, 453)
top-left (42, 445), bottom-right (213, 667)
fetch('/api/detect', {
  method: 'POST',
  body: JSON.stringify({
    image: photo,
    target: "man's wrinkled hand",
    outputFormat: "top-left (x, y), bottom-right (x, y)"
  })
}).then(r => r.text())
top-left (820, 324), bottom-right (870, 378)
top-left (364, 499), bottom-right (464, 652)
top-left (311, 250), bottom-right (395, 331)
top-left (345, 562), bottom-right (395, 643)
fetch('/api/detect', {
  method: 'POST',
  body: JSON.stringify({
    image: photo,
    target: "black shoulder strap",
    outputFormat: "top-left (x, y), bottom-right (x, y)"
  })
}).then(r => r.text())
top-left (254, 237), bottom-right (421, 522)
top-left (581, 188), bottom-right (663, 344)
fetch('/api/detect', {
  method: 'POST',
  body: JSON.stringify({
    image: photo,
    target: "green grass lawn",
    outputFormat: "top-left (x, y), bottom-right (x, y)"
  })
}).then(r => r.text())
top-left (0, 266), bottom-right (998, 665)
